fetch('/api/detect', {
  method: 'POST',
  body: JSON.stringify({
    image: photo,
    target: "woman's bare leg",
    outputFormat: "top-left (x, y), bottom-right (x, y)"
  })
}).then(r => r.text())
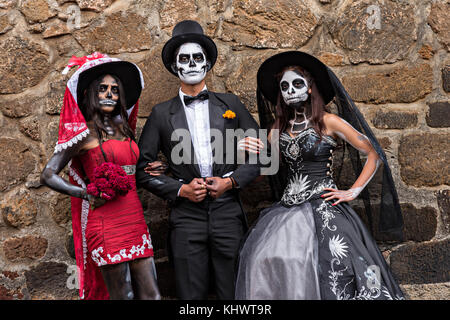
top-left (100, 262), bottom-right (134, 300)
top-left (129, 257), bottom-right (161, 300)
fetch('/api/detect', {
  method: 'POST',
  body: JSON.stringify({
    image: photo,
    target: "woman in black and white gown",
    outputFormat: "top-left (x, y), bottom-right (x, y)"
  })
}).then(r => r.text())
top-left (235, 51), bottom-right (404, 300)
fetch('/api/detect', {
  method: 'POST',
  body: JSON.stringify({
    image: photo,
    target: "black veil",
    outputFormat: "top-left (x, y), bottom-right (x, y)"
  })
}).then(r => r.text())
top-left (256, 52), bottom-right (404, 242)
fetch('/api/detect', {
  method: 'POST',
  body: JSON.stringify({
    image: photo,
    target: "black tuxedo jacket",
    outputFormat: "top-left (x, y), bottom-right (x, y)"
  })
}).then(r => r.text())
top-left (136, 91), bottom-right (261, 202)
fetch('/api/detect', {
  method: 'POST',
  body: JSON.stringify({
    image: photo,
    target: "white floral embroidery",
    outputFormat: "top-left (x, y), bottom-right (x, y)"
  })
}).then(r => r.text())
top-left (351, 285), bottom-right (381, 300)
top-left (329, 235), bottom-right (349, 260)
top-left (130, 234), bottom-right (153, 257)
top-left (352, 283), bottom-right (405, 300)
top-left (91, 233), bottom-right (153, 266)
top-left (91, 247), bottom-right (107, 266)
top-left (328, 258), bottom-right (353, 300)
top-left (381, 287), bottom-right (405, 300)
top-left (355, 266), bottom-right (404, 300)
top-left (281, 175), bottom-right (336, 206)
top-left (285, 173), bottom-right (310, 195)
top-left (316, 201), bottom-right (338, 242)
top-left (326, 227), bottom-right (404, 300)
top-left (107, 249), bottom-right (133, 263)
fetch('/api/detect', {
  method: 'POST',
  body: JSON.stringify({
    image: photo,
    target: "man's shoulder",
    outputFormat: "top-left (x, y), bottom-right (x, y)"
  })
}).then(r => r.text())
top-left (211, 91), bottom-right (239, 102)
top-left (210, 92), bottom-right (243, 110)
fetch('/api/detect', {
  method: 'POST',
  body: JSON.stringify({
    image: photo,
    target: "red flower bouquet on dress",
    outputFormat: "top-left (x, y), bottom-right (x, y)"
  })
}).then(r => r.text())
top-left (86, 162), bottom-right (133, 201)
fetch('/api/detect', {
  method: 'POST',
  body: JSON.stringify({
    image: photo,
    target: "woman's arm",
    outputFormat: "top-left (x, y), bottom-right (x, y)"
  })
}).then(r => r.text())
top-left (322, 113), bottom-right (380, 205)
top-left (40, 142), bottom-right (89, 200)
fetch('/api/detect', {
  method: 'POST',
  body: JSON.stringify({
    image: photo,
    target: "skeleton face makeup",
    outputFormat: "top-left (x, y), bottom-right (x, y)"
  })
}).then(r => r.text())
top-left (280, 70), bottom-right (309, 108)
top-left (97, 74), bottom-right (119, 114)
top-left (175, 43), bottom-right (208, 85)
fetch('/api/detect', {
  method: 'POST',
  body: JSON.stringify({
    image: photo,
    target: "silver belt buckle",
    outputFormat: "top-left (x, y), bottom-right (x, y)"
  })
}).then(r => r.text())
top-left (121, 165), bottom-right (136, 175)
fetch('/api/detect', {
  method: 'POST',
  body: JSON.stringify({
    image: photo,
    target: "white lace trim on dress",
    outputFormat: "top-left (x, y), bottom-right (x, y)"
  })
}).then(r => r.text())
top-left (91, 233), bottom-right (154, 267)
top-left (54, 128), bottom-right (90, 153)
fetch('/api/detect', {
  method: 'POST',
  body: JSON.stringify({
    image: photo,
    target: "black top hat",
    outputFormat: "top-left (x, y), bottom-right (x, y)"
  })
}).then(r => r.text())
top-left (162, 20), bottom-right (218, 76)
top-left (257, 51), bottom-right (335, 105)
top-left (77, 60), bottom-right (142, 110)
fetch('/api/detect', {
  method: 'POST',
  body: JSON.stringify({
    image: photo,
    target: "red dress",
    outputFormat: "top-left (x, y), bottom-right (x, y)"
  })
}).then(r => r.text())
top-left (78, 138), bottom-right (153, 267)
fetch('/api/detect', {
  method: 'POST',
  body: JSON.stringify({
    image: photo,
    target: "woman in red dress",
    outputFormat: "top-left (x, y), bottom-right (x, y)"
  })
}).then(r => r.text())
top-left (40, 53), bottom-right (161, 300)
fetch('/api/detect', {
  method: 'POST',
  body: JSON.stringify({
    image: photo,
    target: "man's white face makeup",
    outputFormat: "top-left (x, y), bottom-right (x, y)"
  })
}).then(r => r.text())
top-left (280, 70), bottom-right (309, 107)
top-left (175, 42), bottom-right (208, 85)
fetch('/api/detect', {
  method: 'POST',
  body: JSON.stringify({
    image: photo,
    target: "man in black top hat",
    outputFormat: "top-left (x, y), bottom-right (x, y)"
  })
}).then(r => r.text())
top-left (136, 20), bottom-right (262, 299)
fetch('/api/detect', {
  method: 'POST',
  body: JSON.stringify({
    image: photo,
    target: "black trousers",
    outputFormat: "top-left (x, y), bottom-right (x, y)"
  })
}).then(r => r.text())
top-left (168, 191), bottom-right (246, 299)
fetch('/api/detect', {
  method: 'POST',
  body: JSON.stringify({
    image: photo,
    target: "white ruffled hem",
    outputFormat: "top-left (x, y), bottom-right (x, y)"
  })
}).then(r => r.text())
top-left (91, 232), bottom-right (153, 267)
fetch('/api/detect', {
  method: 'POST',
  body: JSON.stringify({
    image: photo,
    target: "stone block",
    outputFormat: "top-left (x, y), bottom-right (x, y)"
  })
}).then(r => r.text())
top-left (19, 0), bottom-right (56, 24)
top-left (42, 19), bottom-right (70, 39)
top-left (0, 138), bottom-right (36, 192)
top-left (329, 0), bottom-right (416, 64)
top-left (442, 65), bottom-right (450, 93)
top-left (19, 116), bottom-right (41, 141)
top-left (0, 36), bottom-right (50, 94)
top-left (3, 235), bottom-right (48, 261)
top-left (24, 261), bottom-right (78, 299)
top-left (73, 11), bottom-right (152, 54)
top-left (1, 189), bottom-right (38, 228)
top-left (428, 2), bottom-right (450, 51)
top-left (401, 282), bottom-right (450, 300)
top-left (136, 45), bottom-right (180, 117)
top-left (436, 190), bottom-right (450, 234)
top-left (426, 102), bottom-right (450, 128)
top-left (390, 238), bottom-right (450, 284)
top-left (355, 203), bottom-right (437, 242)
top-left (219, 0), bottom-right (318, 49)
top-left (398, 133), bottom-right (449, 187)
top-left (0, 284), bottom-right (24, 300)
top-left (342, 64), bottom-right (433, 104)
top-left (76, 0), bottom-right (114, 12)
top-left (372, 110), bottom-right (418, 129)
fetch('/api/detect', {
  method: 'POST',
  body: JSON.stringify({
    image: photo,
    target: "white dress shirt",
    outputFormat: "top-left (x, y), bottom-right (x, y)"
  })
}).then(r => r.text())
top-left (179, 85), bottom-right (213, 178)
top-left (176, 86), bottom-right (235, 197)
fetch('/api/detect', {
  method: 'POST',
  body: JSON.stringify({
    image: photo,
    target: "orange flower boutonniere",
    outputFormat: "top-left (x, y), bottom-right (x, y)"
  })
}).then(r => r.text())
top-left (222, 109), bottom-right (236, 119)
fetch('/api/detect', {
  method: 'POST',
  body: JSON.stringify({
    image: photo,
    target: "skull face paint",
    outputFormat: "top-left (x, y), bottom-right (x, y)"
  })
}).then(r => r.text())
top-left (97, 74), bottom-right (119, 113)
top-left (175, 43), bottom-right (208, 85)
top-left (280, 70), bottom-right (309, 107)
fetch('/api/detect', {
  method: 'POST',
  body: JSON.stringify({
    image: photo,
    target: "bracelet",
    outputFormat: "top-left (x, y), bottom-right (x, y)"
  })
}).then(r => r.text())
top-left (80, 189), bottom-right (89, 200)
top-left (229, 177), bottom-right (235, 189)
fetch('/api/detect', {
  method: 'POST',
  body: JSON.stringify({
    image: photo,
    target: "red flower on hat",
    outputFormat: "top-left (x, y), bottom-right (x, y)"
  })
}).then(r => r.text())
top-left (62, 52), bottom-right (108, 75)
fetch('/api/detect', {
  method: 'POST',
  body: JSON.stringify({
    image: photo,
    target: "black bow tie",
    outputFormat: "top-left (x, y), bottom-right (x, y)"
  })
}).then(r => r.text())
top-left (183, 90), bottom-right (209, 106)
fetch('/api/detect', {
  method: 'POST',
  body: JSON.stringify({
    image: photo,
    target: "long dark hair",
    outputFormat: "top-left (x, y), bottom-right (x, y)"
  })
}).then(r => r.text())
top-left (271, 66), bottom-right (326, 138)
top-left (80, 74), bottom-right (137, 161)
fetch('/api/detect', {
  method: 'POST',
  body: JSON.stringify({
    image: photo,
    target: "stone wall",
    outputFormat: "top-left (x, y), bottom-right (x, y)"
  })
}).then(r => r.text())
top-left (0, 0), bottom-right (448, 300)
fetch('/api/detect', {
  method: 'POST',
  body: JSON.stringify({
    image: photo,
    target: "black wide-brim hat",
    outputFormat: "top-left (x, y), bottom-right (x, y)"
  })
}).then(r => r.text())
top-left (162, 20), bottom-right (218, 76)
top-left (77, 61), bottom-right (142, 109)
top-left (257, 51), bottom-right (335, 105)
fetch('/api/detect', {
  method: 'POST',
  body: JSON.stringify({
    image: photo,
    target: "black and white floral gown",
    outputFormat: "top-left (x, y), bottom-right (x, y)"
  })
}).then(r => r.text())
top-left (235, 127), bottom-right (404, 300)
